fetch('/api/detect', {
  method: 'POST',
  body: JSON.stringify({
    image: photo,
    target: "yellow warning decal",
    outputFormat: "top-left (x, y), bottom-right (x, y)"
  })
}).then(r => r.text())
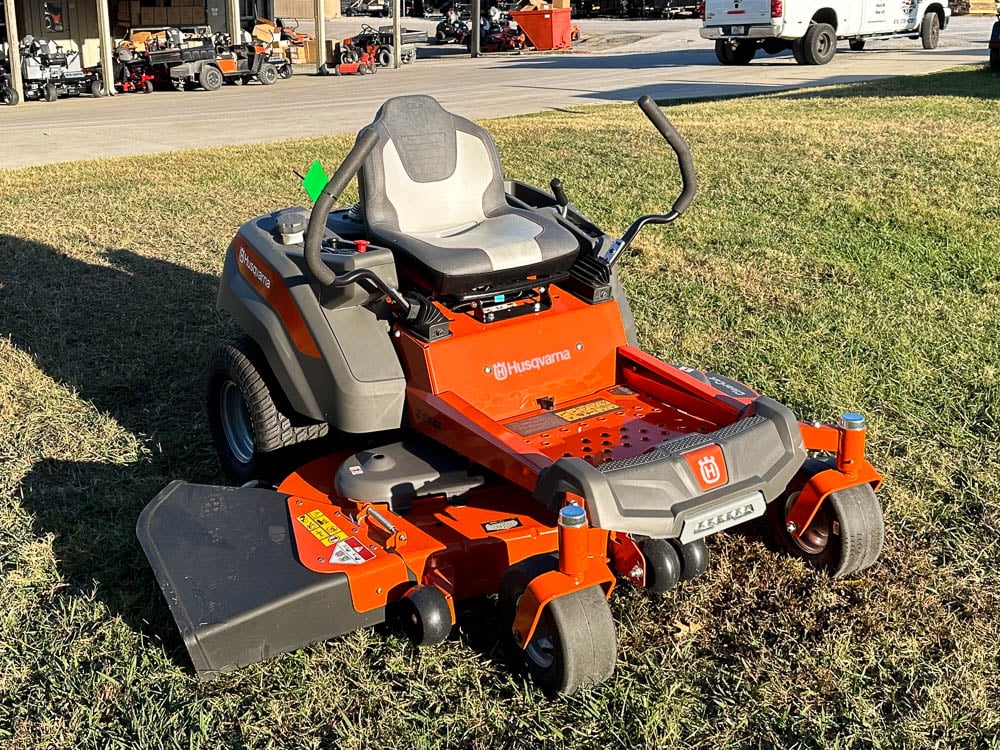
top-left (296, 509), bottom-right (348, 547)
top-left (555, 399), bottom-right (620, 422)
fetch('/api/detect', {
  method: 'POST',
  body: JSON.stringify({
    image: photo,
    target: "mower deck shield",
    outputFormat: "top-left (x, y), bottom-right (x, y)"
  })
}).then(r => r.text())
top-left (137, 481), bottom-right (384, 679)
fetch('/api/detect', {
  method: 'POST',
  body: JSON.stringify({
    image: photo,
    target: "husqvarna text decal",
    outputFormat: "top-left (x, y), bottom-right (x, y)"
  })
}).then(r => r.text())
top-left (492, 349), bottom-right (571, 381)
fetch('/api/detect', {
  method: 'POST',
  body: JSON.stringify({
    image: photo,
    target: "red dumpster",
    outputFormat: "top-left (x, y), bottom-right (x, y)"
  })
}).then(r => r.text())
top-left (509, 7), bottom-right (573, 51)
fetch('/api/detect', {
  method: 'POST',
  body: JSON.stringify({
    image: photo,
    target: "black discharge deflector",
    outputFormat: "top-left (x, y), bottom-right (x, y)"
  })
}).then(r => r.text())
top-left (137, 481), bottom-right (384, 679)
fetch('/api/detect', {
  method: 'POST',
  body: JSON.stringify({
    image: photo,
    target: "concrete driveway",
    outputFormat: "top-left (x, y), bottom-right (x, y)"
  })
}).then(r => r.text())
top-left (0, 16), bottom-right (992, 169)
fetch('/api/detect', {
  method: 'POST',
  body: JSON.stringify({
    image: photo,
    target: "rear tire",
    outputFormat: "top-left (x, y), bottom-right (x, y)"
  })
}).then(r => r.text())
top-left (45, 83), bottom-right (59, 102)
top-left (791, 37), bottom-right (808, 64)
top-left (144, 79), bottom-right (154, 93)
top-left (206, 336), bottom-right (329, 483)
top-left (0, 86), bottom-right (18, 105)
top-left (278, 63), bottom-right (292, 79)
top-left (714, 39), bottom-right (735, 64)
top-left (257, 63), bottom-right (278, 85)
top-left (802, 22), bottom-right (836, 65)
top-left (767, 458), bottom-right (884, 578)
top-left (921, 11), bottom-right (940, 49)
top-left (499, 555), bottom-right (616, 696)
top-left (731, 40), bottom-right (757, 64)
top-left (90, 80), bottom-right (105, 97)
top-left (198, 64), bottom-right (223, 91)
top-left (377, 46), bottom-right (393, 66)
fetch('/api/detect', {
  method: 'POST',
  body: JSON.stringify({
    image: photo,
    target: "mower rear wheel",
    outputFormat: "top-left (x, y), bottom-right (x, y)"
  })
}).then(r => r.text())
top-left (0, 86), bottom-right (18, 106)
top-left (206, 336), bottom-right (329, 483)
top-left (199, 65), bottom-right (223, 91)
top-left (258, 63), bottom-right (278, 85)
top-left (278, 64), bottom-right (293, 79)
top-left (90, 80), bottom-right (105, 97)
top-left (639, 538), bottom-right (681, 593)
top-left (143, 80), bottom-right (154, 93)
top-left (500, 555), bottom-right (617, 696)
top-left (767, 458), bottom-right (884, 578)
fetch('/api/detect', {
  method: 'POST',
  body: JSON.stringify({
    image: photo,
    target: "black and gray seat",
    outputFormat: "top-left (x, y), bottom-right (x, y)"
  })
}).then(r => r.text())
top-left (359, 95), bottom-right (581, 297)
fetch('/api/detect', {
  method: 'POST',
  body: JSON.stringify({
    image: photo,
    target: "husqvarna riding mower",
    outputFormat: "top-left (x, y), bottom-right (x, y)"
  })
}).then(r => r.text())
top-left (137, 94), bottom-right (884, 695)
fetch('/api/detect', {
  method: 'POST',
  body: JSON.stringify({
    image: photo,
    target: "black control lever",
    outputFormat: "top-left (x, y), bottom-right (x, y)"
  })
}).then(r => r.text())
top-left (550, 178), bottom-right (569, 216)
top-left (600, 95), bottom-right (698, 267)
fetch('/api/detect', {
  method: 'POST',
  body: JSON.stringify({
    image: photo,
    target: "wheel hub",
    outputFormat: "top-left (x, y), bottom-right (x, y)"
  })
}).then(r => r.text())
top-left (219, 380), bottom-right (255, 464)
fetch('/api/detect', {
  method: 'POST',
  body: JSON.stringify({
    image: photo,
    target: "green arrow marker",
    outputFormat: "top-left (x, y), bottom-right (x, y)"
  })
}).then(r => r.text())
top-left (302, 160), bottom-right (329, 202)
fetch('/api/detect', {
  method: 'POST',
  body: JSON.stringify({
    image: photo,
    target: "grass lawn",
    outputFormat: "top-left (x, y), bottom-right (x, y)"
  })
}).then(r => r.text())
top-left (1, 64), bottom-right (998, 749)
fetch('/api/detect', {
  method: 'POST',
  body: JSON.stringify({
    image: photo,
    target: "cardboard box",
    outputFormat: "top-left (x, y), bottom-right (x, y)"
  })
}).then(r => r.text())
top-left (153, 7), bottom-right (168, 24)
top-left (140, 7), bottom-right (156, 24)
top-left (179, 6), bottom-right (193, 24)
top-left (192, 7), bottom-right (206, 23)
top-left (130, 1), bottom-right (141, 17)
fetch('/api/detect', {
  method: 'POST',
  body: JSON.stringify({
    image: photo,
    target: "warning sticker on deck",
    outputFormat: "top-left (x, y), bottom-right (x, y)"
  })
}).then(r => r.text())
top-left (296, 508), bottom-right (348, 547)
top-left (555, 399), bottom-right (619, 422)
top-left (331, 536), bottom-right (377, 565)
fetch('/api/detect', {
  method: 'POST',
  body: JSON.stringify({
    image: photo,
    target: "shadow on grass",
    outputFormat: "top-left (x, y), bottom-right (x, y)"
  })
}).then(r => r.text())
top-left (1, 233), bottom-right (223, 655)
top-left (0, 232), bottom-right (528, 677)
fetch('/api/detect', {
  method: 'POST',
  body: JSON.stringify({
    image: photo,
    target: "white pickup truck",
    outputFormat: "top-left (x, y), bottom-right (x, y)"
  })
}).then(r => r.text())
top-left (700, 0), bottom-right (951, 65)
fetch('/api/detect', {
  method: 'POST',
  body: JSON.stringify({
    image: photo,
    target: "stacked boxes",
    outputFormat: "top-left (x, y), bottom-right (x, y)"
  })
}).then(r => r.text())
top-left (129, 0), bottom-right (207, 28)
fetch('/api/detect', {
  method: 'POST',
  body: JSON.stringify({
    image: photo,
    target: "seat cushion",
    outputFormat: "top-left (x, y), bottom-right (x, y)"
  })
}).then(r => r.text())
top-left (369, 206), bottom-right (580, 296)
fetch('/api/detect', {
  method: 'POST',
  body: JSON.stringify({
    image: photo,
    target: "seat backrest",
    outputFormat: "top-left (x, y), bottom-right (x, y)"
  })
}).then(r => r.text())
top-left (360, 95), bottom-right (508, 236)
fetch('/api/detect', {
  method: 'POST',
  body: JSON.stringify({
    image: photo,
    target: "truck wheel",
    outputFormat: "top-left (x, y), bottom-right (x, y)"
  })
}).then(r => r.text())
top-left (920, 11), bottom-right (940, 49)
top-left (499, 555), bottom-right (617, 696)
top-left (258, 63), bottom-right (278, 85)
top-left (849, 38), bottom-right (865, 51)
top-left (802, 22), bottom-right (836, 65)
top-left (731, 40), bottom-right (757, 64)
top-left (0, 86), bottom-right (19, 105)
top-left (199, 65), bottom-right (223, 91)
top-left (761, 38), bottom-right (787, 55)
top-left (791, 37), bottom-right (807, 64)
top-left (767, 458), bottom-right (884, 578)
top-left (714, 39), bottom-right (735, 64)
top-left (377, 46), bottom-right (393, 67)
top-left (207, 336), bottom-right (329, 483)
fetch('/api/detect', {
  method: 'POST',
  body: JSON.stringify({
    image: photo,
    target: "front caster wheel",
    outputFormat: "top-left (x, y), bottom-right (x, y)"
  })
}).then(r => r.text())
top-left (767, 458), bottom-right (884, 577)
top-left (398, 585), bottom-right (452, 646)
top-left (639, 537), bottom-right (681, 592)
top-left (675, 538), bottom-right (710, 581)
top-left (500, 555), bottom-right (616, 696)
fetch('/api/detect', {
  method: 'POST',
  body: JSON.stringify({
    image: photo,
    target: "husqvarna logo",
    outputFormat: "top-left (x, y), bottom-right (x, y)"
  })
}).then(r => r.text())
top-left (683, 444), bottom-right (729, 491)
top-left (492, 349), bottom-right (571, 381)
top-left (238, 246), bottom-right (271, 290)
top-left (698, 455), bottom-right (722, 485)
